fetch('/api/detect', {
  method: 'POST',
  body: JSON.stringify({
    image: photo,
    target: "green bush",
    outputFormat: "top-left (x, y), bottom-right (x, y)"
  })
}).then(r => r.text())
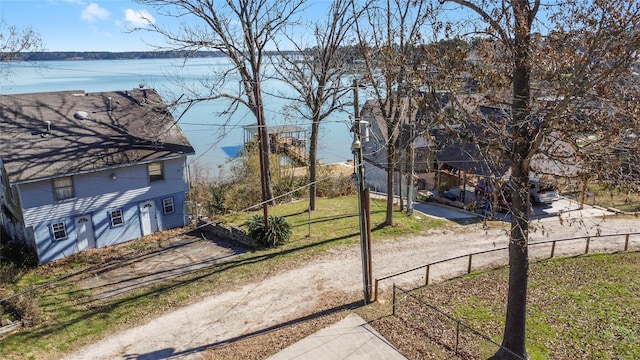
top-left (246, 215), bottom-right (292, 248)
top-left (206, 185), bottom-right (228, 215)
top-left (316, 172), bottom-right (356, 198)
top-left (273, 176), bottom-right (307, 202)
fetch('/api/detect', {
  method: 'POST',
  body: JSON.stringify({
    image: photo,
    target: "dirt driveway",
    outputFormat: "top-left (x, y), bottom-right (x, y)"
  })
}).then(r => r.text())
top-left (77, 235), bottom-right (246, 300)
top-left (62, 208), bottom-right (639, 360)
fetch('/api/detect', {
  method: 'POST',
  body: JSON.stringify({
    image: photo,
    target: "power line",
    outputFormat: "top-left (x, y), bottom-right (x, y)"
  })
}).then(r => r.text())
top-left (179, 119), bottom-right (349, 127)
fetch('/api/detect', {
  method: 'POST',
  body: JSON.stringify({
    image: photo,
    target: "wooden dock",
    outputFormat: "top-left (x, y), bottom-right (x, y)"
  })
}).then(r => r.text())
top-left (272, 136), bottom-right (309, 167)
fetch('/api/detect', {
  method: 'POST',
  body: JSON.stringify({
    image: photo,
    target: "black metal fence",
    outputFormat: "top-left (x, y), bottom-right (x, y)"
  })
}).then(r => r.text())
top-left (391, 285), bottom-right (526, 359)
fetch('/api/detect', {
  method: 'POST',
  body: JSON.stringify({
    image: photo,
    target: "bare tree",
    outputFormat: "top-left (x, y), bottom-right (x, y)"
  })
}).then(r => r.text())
top-left (272, 0), bottom-right (356, 211)
top-left (135, 0), bottom-right (306, 224)
top-left (351, 0), bottom-right (438, 226)
top-left (0, 18), bottom-right (43, 80)
top-left (436, 1), bottom-right (640, 358)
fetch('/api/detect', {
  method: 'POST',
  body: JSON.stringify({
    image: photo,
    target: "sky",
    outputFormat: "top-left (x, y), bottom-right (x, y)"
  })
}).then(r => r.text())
top-left (0, 0), bottom-right (339, 52)
top-left (0, 0), bottom-right (496, 53)
top-left (0, 0), bottom-right (177, 51)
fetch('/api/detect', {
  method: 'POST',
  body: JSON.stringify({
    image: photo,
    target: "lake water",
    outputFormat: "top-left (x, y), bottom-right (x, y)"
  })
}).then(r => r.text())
top-left (1, 58), bottom-right (357, 177)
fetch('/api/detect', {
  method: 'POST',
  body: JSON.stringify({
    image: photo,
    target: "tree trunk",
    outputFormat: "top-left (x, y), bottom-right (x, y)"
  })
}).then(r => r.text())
top-left (492, 1), bottom-right (532, 358)
top-left (309, 117), bottom-right (320, 211)
top-left (254, 80), bottom-right (274, 220)
top-left (491, 168), bottom-right (530, 360)
top-left (385, 144), bottom-right (395, 226)
top-left (399, 158), bottom-right (404, 212)
top-left (579, 173), bottom-right (588, 209)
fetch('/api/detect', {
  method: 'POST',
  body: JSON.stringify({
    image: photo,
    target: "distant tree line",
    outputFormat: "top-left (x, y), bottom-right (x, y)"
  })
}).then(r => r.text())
top-left (11, 50), bottom-right (311, 62)
top-left (14, 50), bottom-right (226, 61)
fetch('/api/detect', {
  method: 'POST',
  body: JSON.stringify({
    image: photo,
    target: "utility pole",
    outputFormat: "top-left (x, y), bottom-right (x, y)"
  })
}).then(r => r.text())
top-left (352, 79), bottom-right (372, 304)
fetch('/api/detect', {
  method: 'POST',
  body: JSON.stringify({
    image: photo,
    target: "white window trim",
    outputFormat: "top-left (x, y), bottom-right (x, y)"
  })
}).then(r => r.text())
top-left (109, 209), bottom-right (124, 227)
top-left (52, 222), bottom-right (68, 241)
top-left (162, 197), bottom-right (175, 214)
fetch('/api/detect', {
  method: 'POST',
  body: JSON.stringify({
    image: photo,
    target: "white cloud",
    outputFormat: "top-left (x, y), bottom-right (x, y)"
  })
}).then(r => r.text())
top-left (81, 3), bottom-right (110, 22)
top-left (124, 9), bottom-right (156, 28)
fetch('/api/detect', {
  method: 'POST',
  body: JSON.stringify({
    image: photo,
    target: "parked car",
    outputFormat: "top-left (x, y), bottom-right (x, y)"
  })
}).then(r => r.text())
top-left (442, 191), bottom-right (459, 202)
top-left (475, 179), bottom-right (512, 212)
top-left (529, 177), bottom-right (561, 203)
top-left (474, 178), bottom-right (495, 198)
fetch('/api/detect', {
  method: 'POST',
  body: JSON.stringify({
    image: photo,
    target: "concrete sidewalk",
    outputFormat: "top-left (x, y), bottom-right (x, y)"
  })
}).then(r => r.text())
top-left (268, 314), bottom-right (407, 360)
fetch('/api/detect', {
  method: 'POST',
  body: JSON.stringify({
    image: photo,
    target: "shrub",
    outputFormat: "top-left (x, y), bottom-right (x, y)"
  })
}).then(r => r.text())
top-left (0, 242), bottom-right (38, 269)
top-left (206, 184), bottom-right (228, 215)
top-left (246, 215), bottom-right (292, 248)
top-left (316, 172), bottom-right (356, 198)
top-left (3, 292), bottom-right (44, 327)
top-left (273, 176), bottom-right (307, 203)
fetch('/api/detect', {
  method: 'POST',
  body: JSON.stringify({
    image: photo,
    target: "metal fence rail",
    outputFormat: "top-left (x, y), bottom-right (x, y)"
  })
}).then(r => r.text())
top-left (374, 232), bottom-right (640, 301)
top-left (391, 285), bottom-right (526, 360)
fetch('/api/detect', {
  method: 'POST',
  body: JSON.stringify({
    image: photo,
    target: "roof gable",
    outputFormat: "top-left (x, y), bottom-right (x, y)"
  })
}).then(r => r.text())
top-left (0, 88), bottom-right (195, 183)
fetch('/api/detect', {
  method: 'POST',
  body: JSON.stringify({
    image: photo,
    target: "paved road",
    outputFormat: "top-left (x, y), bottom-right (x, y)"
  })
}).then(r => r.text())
top-left (415, 197), bottom-right (611, 222)
top-left (414, 202), bottom-right (480, 220)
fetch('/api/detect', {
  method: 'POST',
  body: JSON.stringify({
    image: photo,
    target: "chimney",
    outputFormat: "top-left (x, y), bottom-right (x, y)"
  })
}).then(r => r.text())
top-left (46, 121), bottom-right (51, 134)
top-left (108, 97), bottom-right (112, 113)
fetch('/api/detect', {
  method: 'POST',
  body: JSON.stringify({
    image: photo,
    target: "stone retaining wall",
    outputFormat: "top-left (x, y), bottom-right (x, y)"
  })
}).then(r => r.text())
top-left (198, 220), bottom-right (256, 248)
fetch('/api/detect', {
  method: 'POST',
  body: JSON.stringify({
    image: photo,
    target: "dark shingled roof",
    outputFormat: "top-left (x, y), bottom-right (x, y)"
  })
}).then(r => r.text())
top-left (0, 88), bottom-right (195, 183)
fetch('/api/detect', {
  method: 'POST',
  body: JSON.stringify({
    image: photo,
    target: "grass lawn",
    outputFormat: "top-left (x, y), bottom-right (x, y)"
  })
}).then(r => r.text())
top-left (563, 183), bottom-right (640, 213)
top-left (371, 251), bottom-right (640, 359)
top-left (0, 196), bottom-right (448, 360)
top-left (585, 185), bottom-right (640, 212)
top-left (2, 194), bottom-right (637, 359)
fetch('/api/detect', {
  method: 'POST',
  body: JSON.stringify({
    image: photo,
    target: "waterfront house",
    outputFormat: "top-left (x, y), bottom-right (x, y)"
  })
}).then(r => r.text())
top-left (360, 92), bottom-right (450, 194)
top-left (361, 94), bottom-right (579, 201)
top-left (0, 88), bottom-right (195, 263)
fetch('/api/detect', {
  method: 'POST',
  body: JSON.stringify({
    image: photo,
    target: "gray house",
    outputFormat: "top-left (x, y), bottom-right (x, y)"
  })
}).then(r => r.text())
top-left (360, 93), bottom-right (450, 194)
top-left (0, 88), bottom-right (195, 263)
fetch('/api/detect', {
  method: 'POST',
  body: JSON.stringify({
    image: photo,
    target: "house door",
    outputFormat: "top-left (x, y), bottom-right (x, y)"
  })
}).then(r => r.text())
top-left (139, 200), bottom-right (158, 236)
top-left (75, 215), bottom-right (96, 251)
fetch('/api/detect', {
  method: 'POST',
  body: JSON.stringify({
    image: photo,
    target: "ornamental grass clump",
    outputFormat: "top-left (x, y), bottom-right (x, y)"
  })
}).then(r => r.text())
top-left (246, 215), bottom-right (292, 248)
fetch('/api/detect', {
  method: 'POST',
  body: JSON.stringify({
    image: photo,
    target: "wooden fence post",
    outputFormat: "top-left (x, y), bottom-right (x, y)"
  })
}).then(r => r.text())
top-left (425, 265), bottom-right (430, 286)
top-left (373, 279), bottom-right (379, 303)
top-left (455, 321), bottom-right (461, 356)
top-left (550, 241), bottom-right (556, 258)
top-left (625, 234), bottom-right (630, 251)
top-left (392, 284), bottom-right (396, 316)
top-left (585, 237), bottom-right (590, 254)
top-left (467, 254), bottom-right (473, 274)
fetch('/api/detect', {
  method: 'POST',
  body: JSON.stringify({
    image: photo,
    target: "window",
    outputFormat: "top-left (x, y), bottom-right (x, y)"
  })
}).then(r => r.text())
top-left (53, 176), bottom-right (74, 201)
top-left (162, 197), bottom-right (175, 214)
top-left (52, 222), bottom-right (67, 241)
top-left (148, 162), bottom-right (164, 182)
top-left (109, 209), bottom-right (124, 227)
